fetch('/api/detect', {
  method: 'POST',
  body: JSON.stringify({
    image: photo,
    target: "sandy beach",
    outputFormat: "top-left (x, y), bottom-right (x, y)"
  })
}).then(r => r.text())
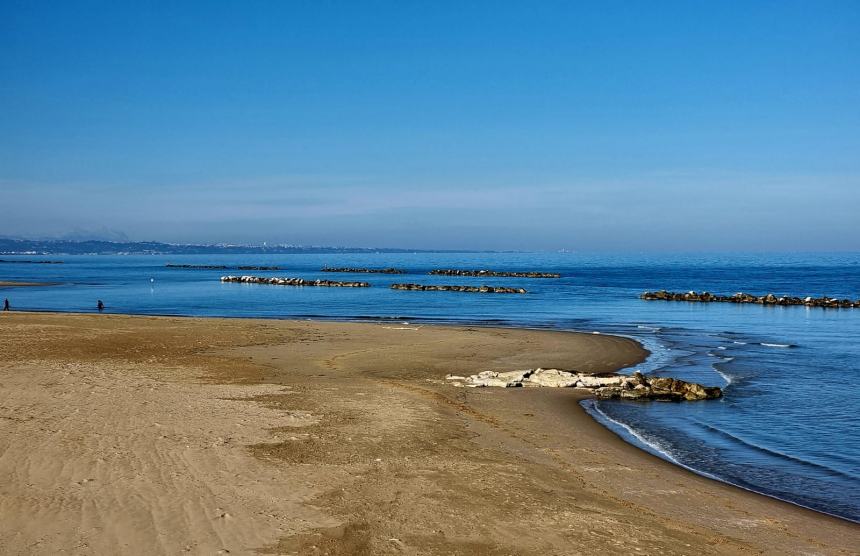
top-left (0, 281), bottom-right (56, 288)
top-left (0, 312), bottom-right (856, 555)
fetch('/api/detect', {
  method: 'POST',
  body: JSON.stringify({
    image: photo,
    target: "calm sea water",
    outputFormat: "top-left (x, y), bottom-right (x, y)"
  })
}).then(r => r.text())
top-left (2, 252), bottom-right (859, 521)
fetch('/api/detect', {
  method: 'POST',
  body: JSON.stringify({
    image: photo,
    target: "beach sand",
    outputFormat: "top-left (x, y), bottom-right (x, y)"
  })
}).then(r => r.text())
top-left (0, 281), bottom-right (56, 288)
top-left (0, 313), bottom-right (856, 555)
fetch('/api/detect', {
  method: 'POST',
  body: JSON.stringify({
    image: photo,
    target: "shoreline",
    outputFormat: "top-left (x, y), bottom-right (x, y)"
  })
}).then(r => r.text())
top-left (0, 280), bottom-right (58, 288)
top-left (0, 311), bottom-right (856, 553)
top-left (581, 398), bottom-right (860, 525)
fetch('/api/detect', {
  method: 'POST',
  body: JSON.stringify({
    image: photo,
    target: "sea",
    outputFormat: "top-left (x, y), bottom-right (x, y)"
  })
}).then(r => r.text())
top-left (2, 251), bottom-right (859, 522)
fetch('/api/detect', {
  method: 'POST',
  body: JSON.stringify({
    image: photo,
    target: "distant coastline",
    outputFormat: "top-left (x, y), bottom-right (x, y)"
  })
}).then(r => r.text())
top-left (0, 238), bottom-right (502, 256)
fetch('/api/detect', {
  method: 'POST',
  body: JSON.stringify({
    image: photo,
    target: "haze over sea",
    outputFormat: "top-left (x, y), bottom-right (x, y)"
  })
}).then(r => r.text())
top-left (2, 251), bottom-right (859, 522)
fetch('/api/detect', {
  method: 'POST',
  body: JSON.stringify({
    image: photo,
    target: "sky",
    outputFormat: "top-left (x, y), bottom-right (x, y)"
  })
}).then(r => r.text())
top-left (1, 1), bottom-right (858, 251)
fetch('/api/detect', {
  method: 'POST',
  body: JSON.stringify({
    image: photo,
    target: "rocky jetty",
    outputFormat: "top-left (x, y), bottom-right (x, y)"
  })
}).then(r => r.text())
top-left (220, 275), bottom-right (369, 287)
top-left (321, 267), bottom-right (406, 274)
top-left (430, 269), bottom-right (560, 278)
top-left (391, 283), bottom-right (526, 294)
top-left (167, 264), bottom-right (229, 270)
top-left (641, 290), bottom-right (860, 309)
top-left (168, 264), bottom-right (282, 271)
top-left (446, 369), bottom-right (722, 401)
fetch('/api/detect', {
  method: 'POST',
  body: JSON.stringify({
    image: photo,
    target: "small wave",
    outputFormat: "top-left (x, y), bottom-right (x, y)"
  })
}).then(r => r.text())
top-left (716, 346), bottom-right (727, 350)
top-left (581, 401), bottom-right (681, 465)
top-left (693, 421), bottom-right (855, 481)
top-left (585, 403), bottom-right (860, 524)
top-left (760, 342), bottom-right (795, 348)
top-left (707, 351), bottom-right (734, 363)
top-left (732, 341), bottom-right (747, 345)
top-left (582, 401), bottom-right (731, 483)
top-left (714, 368), bottom-right (733, 386)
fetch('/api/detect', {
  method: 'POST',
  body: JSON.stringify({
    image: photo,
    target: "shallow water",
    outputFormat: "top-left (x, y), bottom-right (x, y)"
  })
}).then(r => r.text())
top-left (2, 251), bottom-right (859, 521)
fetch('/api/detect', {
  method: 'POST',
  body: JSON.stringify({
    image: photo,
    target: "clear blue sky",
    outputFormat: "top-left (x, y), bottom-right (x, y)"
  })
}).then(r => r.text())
top-left (1, 1), bottom-right (858, 250)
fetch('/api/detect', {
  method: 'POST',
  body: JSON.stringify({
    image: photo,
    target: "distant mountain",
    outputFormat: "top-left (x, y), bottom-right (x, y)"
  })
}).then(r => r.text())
top-left (0, 238), bottom-right (474, 255)
top-left (57, 227), bottom-right (132, 243)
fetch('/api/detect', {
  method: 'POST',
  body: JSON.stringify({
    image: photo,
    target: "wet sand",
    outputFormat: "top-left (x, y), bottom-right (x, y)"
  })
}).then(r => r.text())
top-left (0, 281), bottom-right (56, 288)
top-left (0, 312), bottom-right (856, 555)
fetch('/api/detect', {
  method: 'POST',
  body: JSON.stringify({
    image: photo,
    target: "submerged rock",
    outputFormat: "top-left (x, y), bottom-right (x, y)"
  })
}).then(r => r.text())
top-left (447, 368), bottom-right (721, 402)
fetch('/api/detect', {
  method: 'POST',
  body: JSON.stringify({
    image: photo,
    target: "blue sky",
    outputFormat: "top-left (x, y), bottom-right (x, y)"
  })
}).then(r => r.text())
top-left (1, 1), bottom-right (858, 250)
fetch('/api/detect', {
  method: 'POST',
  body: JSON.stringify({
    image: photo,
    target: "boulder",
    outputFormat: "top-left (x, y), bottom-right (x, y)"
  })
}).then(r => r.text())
top-left (524, 368), bottom-right (580, 388)
top-left (576, 375), bottom-right (624, 388)
top-left (464, 370), bottom-right (531, 388)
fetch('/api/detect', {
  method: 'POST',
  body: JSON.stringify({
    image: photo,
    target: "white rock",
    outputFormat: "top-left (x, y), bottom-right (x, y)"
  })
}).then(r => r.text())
top-left (464, 369), bottom-right (530, 388)
top-left (576, 375), bottom-right (624, 388)
top-left (447, 368), bottom-right (633, 390)
top-left (524, 368), bottom-right (580, 388)
top-left (468, 377), bottom-right (519, 387)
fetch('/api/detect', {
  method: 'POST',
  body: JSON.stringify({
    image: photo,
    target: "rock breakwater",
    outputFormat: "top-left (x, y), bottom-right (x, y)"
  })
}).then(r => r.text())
top-left (167, 264), bottom-right (229, 270)
top-left (430, 269), bottom-right (560, 278)
top-left (168, 264), bottom-right (282, 271)
top-left (391, 283), bottom-right (526, 294)
top-left (641, 290), bottom-right (860, 308)
top-left (220, 275), bottom-right (369, 287)
top-left (321, 267), bottom-right (406, 274)
top-left (446, 369), bottom-right (721, 401)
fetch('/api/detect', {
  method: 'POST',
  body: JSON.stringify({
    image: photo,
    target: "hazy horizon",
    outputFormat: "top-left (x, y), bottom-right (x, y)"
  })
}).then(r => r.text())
top-left (2, 2), bottom-right (859, 251)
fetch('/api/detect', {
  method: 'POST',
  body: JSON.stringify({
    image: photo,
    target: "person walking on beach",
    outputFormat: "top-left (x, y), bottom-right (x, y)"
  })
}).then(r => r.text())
top-left (97, 300), bottom-right (104, 312)
top-left (3, 298), bottom-right (9, 311)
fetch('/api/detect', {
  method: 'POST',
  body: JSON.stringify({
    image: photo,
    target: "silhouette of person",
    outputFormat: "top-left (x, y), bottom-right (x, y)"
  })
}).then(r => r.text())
top-left (97, 300), bottom-right (104, 312)
top-left (3, 298), bottom-right (9, 311)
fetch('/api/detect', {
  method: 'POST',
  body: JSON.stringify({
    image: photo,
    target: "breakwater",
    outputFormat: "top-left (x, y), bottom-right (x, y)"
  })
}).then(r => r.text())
top-left (391, 283), bottom-right (526, 294)
top-left (429, 269), bottom-right (560, 278)
top-left (168, 264), bottom-right (228, 270)
top-left (220, 275), bottom-right (369, 287)
top-left (321, 267), bottom-right (406, 274)
top-left (168, 264), bottom-right (282, 271)
top-left (641, 290), bottom-right (860, 308)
